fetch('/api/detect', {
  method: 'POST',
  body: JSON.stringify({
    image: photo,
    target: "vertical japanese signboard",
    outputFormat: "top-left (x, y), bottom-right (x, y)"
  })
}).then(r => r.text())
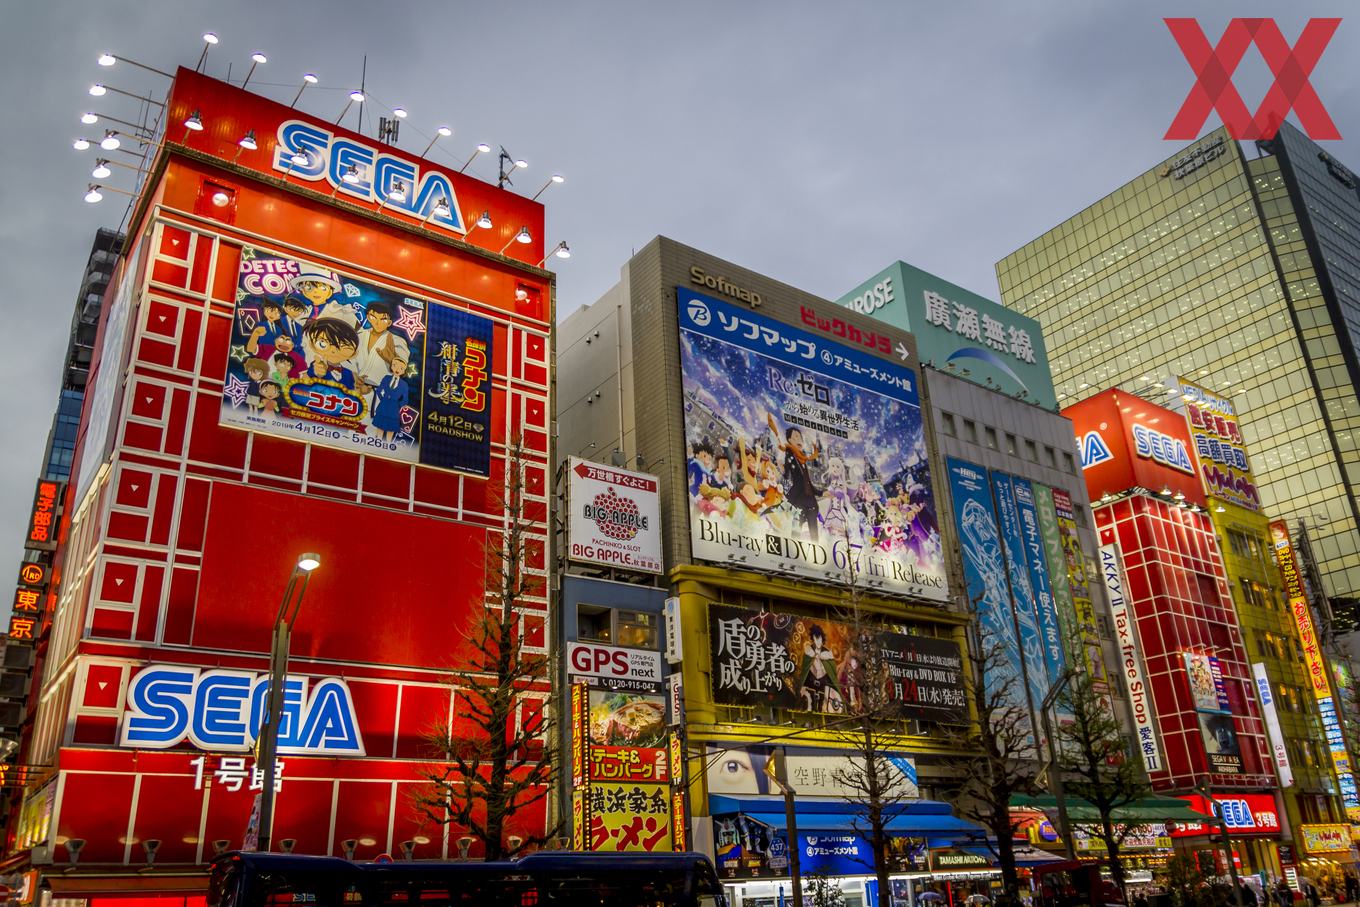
top-left (1012, 478), bottom-right (1066, 686)
top-left (23, 480), bottom-right (63, 552)
top-left (992, 473), bottom-right (1049, 709)
top-left (946, 458), bottom-right (1026, 715)
top-left (1101, 543), bottom-right (1163, 773)
top-left (566, 459), bottom-right (663, 573)
top-left (1051, 489), bottom-right (1107, 689)
top-left (1271, 521), bottom-right (1359, 819)
top-left (1187, 652), bottom-right (1242, 773)
top-left (1253, 662), bottom-right (1294, 787)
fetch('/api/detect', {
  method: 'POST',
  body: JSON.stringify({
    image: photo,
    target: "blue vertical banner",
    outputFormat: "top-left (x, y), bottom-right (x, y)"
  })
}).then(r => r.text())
top-left (1012, 478), bottom-right (1067, 687)
top-left (991, 472), bottom-right (1048, 712)
top-left (946, 458), bottom-right (1026, 714)
top-left (420, 305), bottom-right (495, 476)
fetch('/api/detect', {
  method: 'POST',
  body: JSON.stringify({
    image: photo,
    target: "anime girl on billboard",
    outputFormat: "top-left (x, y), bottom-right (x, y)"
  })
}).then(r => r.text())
top-left (369, 356), bottom-right (410, 441)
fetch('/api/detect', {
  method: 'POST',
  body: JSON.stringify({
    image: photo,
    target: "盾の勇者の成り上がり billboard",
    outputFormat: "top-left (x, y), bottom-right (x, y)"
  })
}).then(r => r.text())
top-left (222, 247), bottom-right (494, 476)
top-left (677, 288), bottom-right (946, 600)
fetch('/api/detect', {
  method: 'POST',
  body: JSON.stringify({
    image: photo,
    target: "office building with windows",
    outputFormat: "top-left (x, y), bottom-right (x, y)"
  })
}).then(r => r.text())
top-left (997, 124), bottom-right (1360, 620)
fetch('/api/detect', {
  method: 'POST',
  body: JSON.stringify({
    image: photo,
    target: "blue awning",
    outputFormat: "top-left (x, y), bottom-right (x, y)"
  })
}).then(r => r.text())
top-left (710, 795), bottom-right (985, 841)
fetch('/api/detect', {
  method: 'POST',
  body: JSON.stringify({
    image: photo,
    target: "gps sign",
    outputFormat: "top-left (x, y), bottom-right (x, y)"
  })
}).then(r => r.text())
top-left (567, 641), bottom-right (663, 692)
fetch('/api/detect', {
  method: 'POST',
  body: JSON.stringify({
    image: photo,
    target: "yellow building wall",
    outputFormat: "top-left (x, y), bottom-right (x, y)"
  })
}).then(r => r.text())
top-left (1210, 501), bottom-right (1344, 827)
top-left (670, 564), bottom-right (973, 817)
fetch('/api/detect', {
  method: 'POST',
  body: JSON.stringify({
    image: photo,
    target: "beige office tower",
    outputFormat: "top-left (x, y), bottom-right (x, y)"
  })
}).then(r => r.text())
top-left (997, 124), bottom-right (1360, 619)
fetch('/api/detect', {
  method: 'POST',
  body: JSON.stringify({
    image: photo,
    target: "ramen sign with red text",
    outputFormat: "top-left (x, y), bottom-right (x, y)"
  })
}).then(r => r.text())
top-left (567, 458), bottom-right (662, 573)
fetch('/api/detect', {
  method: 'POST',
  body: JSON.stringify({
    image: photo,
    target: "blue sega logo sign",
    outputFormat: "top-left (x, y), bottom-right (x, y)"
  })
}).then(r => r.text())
top-left (119, 665), bottom-right (365, 756)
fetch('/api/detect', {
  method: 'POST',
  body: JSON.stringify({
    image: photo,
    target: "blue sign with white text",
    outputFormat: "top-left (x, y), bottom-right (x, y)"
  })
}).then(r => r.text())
top-left (119, 664), bottom-right (365, 756)
top-left (991, 472), bottom-right (1049, 712)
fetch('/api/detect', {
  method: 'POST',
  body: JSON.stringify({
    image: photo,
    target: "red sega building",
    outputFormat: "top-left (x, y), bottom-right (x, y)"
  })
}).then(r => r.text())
top-left (1063, 389), bottom-right (1272, 792)
top-left (4, 68), bottom-right (553, 891)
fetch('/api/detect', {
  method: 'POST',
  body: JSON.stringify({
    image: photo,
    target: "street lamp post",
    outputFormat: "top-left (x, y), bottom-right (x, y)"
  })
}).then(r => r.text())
top-left (1194, 781), bottom-right (1245, 907)
top-left (1040, 670), bottom-right (1077, 861)
top-left (255, 553), bottom-right (321, 852)
top-left (768, 749), bottom-right (803, 907)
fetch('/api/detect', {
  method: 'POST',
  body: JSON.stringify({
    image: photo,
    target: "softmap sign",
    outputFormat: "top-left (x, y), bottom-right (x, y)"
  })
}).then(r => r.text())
top-left (567, 458), bottom-right (663, 573)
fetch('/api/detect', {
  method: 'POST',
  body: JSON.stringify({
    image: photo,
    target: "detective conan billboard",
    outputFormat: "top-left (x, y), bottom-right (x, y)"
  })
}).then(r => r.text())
top-left (678, 287), bottom-right (945, 600)
top-left (222, 247), bottom-right (494, 476)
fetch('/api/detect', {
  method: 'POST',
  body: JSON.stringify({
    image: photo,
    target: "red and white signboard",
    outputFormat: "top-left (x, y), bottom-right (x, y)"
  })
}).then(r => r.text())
top-left (1171, 793), bottom-right (1282, 837)
top-left (567, 458), bottom-right (663, 573)
top-left (568, 641), bottom-right (663, 689)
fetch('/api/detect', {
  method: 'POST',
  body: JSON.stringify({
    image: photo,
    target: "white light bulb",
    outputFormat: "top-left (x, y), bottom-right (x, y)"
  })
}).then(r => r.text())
top-left (550, 174), bottom-right (565, 184)
top-left (303, 73), bottom-right (319, 84)
top-left (101, 133), bottom-right (121, 151)
top-left (514, 159), bottom-right (528, 169)
top-left (211, 191), bottom-right (231, 207)
top-left (92, 162), bottom-right (111, 179)
top-left (251, 52), bottom-right (267, 64)
top-left (98, 53), bottom-right (116, 67)
top-left (85, 186), bottom-right (103, 203)
top-left (515, 227), bottom-right (532, 244)
top-left (73, 138), bottom-right (91, 151)
top-left (203, 32), bottom-right (219, 45)
top-left (81, 112), bottom-right (98, 125)
top-left (437, 126), bottom-right (452, 137)
top-left (393, 107), bottom-right (408, 119)
top-left (89, 84), bottom-right (107, 97)
top-left (349, 90), bottom-right (365, 102)
top-left (476, 143), bottom-right (491, 154)
top-left (555, 243), bottom-right (571, 259)
top-left (290, 151), bottom-right (309, 166)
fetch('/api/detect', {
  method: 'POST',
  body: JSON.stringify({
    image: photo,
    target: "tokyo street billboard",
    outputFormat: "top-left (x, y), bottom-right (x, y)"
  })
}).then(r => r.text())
top-left (677, 287), bottom-right (945, 600)
top-left (222, 247), bottom-right (493, 476)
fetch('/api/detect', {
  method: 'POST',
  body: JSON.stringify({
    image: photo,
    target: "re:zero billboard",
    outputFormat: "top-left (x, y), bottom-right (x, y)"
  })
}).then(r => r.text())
top-left (677, 288), bottom-right (946, 600)
top-left (222, 247), bottom-right (493, 476)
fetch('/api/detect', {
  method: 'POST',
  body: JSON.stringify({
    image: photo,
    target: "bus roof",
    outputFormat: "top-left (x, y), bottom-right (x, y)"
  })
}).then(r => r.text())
top-left (213, 851), bottom-right (717, 876)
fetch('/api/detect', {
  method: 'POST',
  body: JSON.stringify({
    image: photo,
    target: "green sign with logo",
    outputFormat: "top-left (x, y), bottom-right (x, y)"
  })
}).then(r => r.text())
top-left (837, 262), bottom-right (1056, 410)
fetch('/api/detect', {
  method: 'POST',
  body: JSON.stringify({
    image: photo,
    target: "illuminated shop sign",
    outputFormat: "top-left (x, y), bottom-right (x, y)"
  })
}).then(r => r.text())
top-left (119, 664), bottom-right (364, 756)
top-left (1131, 424), bottom-right (1195, 474)
top-left (273, 121), bottom-right (465, 233)
top-left (1169, 376), bottom-right (1260, 511)
top-left (1172, 793), bottom-right (1281, 837)
top-left (24, 480), bottom-right (63, 552)
top-left (567, 459), bottom-right (663, 574)
top-left (1101, 543), bottom-right (1163, 773)
top-left (567, 641), bottom-right (663, 691)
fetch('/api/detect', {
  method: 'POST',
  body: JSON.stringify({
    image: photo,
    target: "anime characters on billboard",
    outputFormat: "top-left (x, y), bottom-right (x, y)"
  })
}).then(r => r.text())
top-left (224, 249), bottom-right (424, 458)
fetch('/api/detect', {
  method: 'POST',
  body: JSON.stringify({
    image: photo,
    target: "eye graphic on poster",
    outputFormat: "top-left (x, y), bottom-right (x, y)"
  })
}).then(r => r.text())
top-left (222, 247), bottom-right (493, 476)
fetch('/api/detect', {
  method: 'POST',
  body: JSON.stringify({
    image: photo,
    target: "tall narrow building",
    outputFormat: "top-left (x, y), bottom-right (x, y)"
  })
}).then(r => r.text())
top-left (997, 125), bottom-right (1360, 618)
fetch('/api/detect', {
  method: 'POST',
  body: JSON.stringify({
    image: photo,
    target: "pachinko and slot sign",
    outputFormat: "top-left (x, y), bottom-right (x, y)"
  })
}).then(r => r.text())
top-left (677, 287), bottom-right (946, 601)
top-left (223, 247), bottom-right (494, 476)
top-left (567, 459), bottom-right (663, 574)
top-left (1271, 520), bottom-right (1360, 820)
top-left (707, 604), bottom-right (966, 723)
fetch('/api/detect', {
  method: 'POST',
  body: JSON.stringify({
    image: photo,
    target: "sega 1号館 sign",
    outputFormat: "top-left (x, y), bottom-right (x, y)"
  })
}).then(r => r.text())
top-left (120, 664), bottom-right (364, 755)
top-left (567, 641), bottom-right (663, 693)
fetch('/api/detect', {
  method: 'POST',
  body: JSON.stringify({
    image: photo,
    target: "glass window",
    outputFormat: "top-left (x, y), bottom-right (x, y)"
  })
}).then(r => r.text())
top-left (616, 610), bottom-right (658, 648)
top-left (578, 606), bottom-right (611, 643)
top-left (942, 412), bottom-right (956, 437)
top-left (1044, 445), bottom-right (1057, 468)
top-left (1025, 439), bottom-right (1038, 461)
top-left (963, 419), bottom-right (978, 444)
top-left (1005, 433), bottom-right (1018, 455)
top-left (984, 427), bottom-right (998, 450)
top-left (1063, 451), bottom-right (1076, 473)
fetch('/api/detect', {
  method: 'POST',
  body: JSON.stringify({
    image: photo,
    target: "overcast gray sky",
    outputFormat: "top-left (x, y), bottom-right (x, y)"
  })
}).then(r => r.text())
top-left (1, 1), bottom-right (1356, 610)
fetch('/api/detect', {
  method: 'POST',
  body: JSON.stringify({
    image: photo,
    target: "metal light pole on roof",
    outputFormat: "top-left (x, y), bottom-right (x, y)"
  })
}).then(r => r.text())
top-left (255, 553), bottom-right (321, 852)
top-left (766, 750), bottom-right (803, 907)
